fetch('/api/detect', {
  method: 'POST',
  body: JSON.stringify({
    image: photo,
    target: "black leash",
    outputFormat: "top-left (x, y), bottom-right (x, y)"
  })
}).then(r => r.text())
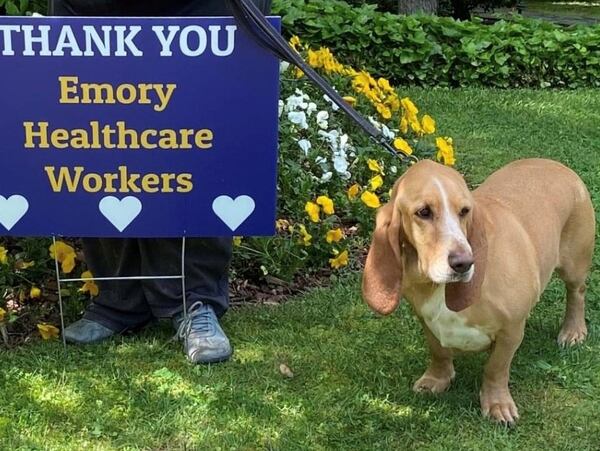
top-left (225, 0), bottom-right (409, 161)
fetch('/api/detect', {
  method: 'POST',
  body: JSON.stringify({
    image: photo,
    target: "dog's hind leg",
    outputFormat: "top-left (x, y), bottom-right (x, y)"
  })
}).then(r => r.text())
top-left (556, 197), bottom-right (595, 347)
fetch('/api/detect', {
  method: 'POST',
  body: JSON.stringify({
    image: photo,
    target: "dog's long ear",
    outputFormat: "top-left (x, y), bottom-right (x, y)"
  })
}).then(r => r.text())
top-left (362, 193), bottom-right (403, 315)
top-left (445, 202), bottom-right (488, 312)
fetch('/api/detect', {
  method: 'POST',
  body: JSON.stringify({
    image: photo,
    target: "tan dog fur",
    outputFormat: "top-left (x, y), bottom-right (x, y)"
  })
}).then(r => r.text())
top-left (362, 158), bottom-right (595, 425)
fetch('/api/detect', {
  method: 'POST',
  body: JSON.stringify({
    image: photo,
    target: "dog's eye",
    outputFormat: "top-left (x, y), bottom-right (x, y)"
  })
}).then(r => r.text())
top-left (416, 207), bottom-right (432, 219)
top-left (459, 207), bottom-right (471, 217)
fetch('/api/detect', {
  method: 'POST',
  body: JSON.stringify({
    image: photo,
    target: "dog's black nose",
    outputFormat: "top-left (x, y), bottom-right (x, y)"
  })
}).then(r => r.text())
top-left (448, 252), bottom-right (474, 274)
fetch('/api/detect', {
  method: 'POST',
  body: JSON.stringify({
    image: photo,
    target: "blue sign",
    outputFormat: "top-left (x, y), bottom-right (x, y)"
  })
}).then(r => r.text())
top-left (0, 17), bottom-right (280, 237)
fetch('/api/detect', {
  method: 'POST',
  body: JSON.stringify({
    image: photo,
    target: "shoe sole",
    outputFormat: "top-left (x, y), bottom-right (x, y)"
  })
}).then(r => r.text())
top-left (189, 347), bottom-right (233, 364)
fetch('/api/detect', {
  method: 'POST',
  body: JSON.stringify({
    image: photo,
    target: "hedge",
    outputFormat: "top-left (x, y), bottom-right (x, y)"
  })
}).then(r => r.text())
top-left (272, 0), bottom-right (600, 88)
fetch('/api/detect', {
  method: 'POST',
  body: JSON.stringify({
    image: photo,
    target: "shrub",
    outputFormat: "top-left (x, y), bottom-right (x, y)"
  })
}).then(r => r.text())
top-left (0, 0), bottom-right (45, 15)
top-left (272, 0), bottom-right (600, 88)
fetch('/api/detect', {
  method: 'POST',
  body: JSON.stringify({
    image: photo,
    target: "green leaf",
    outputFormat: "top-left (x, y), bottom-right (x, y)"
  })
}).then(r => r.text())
top-left (6, 1), bottom-right (20, 14)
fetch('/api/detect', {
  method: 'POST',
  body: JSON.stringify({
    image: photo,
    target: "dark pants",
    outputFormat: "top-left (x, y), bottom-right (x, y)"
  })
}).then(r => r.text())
top-left (50, 0), bottom-right (271, 331)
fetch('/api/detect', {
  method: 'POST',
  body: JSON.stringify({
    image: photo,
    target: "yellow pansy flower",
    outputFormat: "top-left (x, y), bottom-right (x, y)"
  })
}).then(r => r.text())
top-left (289, 35), bottom-right (301, 51)
top-left (0, 246), bottom-right (7, 265)
top-left (409, 117), bottom-right (423, 135)
top-left (401, 97), bottom-right (419, 116)
top-left (304, 47), bottom-right (345, 74)
top-left (30, 287), bottom-right (41, 299)
top-left (393, 137), bottom-right (413, 156)
top-left (347, 184), bottom-right (360, 200)
top-left (79, 270), bottom-right (99, 297)
top-left (361, 191), bottom-right (381, 209)
top-left (294, 67), bottom-right (304, 79)
top-left (305, 201), bottom-right (321, 223)
top-left (307, 49), bottom-right (320, 68)
top-left (367, 159), bottom-right (383, 174)
top-left (37, 323), bottom-right (60, 340)
top-left (377, 77), bottom-right (393, 93)
top-left (352, 71), bottom-right (374, 94)
top-left (329, 250), bottom-right (349, 269)
top-left (343, 96), bottom-right (357, 105)
top-left (386, 94), bottom-right (401, 112)
top-left (275, 219), bottom-right (290, 231)
top-left (49, 241), bottom-right (77, 274)
top-left (320, 48), bottom-right (344, 74)
top-left (422, 114), bottom-right (436, 134)
top-left (376, 102), bottom-right (392, 120)
top-left (15, 260), bottom-right (35, 270)
top-left (326, 228), bottom-right (344, 244)
top-left (316, 196), bottom-right (335, 215)
top-left (232, 237), bottom-right (242, 247)
top-left (298, 224), bottom-right (312, 246)
top-left (436, 137), bottom-right (456, 166)
top-left (369, 175), bottom-right (384, 191)
top-left (400, 116), bottom-right (409, 134)
top-left (344, 66), bottom-right (358, 77)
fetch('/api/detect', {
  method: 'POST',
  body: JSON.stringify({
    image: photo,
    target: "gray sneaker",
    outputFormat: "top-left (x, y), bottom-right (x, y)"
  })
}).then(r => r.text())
top-left (64, 318), bottom-right (116, 344)
top-left (175, 302), bottom-right (232, 364)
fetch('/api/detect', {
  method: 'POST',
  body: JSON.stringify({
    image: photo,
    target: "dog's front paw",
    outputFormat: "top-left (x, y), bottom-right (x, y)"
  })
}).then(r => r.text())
top-left (557, 322), bottom-right (587, 347)
top-left (480, 387), bottom-right (519, 426)
top-left (413, 372), bottom-right (454, 394)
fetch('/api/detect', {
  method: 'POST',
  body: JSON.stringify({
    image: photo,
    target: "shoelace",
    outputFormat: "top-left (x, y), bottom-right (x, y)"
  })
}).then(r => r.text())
top-left (176, 301), bottom-right (214, 341)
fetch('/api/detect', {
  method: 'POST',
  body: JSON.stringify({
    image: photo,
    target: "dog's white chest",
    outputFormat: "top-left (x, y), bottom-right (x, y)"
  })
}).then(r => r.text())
top-left (419, 288), bottom-right (491, 352)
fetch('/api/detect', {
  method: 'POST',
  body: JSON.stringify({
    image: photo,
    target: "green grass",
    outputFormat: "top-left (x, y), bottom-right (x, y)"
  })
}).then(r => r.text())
top-left (2, 88), bottom-right (600, 450)
top-left (526, 1), bottom-right (600, 20)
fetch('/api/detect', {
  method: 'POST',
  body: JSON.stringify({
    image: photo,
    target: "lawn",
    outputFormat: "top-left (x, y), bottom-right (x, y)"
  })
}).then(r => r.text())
top-left (1, 88), bottom-right (600, 450)
top-left (526, 1), bottom-right (600, 20)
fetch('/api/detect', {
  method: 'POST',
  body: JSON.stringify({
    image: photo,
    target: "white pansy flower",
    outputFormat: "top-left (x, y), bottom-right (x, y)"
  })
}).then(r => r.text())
top-left (316, 111), bottom-right (329, 129)
top-left (320, 171), bottom-right (333, 182)
top-left (323, 94), bottom-right (340, 111)
top-left (368, 116), bottom-right (381, 128)
top-left (390, 165), bottom-right (398, 175)
top-left (339, 133), bottom-right (349, 150)
top-left (297, 139), bottom-right (312, 155)
top-left (333, 154), bottom-right (348, 174)
top-left (278, 100), bottom-right (284, 118)
top-left (287, 111), bottom-right (308, 129)
top-left (318, 129), bottom-right (352, 179)
top-left (285, 93), bottom-right (308, 112)
top-left (381, 124), bottom-right (395, 140)
top-left (295, 88), bottom-right (310, 100)
top-left (317, 129), bottom-right (340, 148)
top-left (279, 61), bottom-right (290, 73)
top-left (306, 102), bottom-right (317, 116)
top-left (369, 116), bottom-right (397, 140)
top-left (314, 156), bottom-right (330, 172)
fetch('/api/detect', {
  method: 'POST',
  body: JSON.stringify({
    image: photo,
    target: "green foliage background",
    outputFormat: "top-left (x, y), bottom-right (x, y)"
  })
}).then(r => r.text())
top-left (274, 0), bottom-right (600, 88)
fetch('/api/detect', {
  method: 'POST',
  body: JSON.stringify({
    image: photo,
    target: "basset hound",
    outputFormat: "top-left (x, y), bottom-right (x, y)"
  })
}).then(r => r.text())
top-left (362, 158), bottom-right (595, 425)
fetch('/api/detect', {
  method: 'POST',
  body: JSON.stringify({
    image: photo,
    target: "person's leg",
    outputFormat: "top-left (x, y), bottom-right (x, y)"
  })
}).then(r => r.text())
top-left (50, 0), bottom-right (153, 342)
top-left (138, 238), bottom-right (232, 319)
top-left (64, 238), bottom-right (153, 343)
top-left (82, 238), bottom-right (153, 330)
top-left (138, 238), bottom-right (233, 363)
